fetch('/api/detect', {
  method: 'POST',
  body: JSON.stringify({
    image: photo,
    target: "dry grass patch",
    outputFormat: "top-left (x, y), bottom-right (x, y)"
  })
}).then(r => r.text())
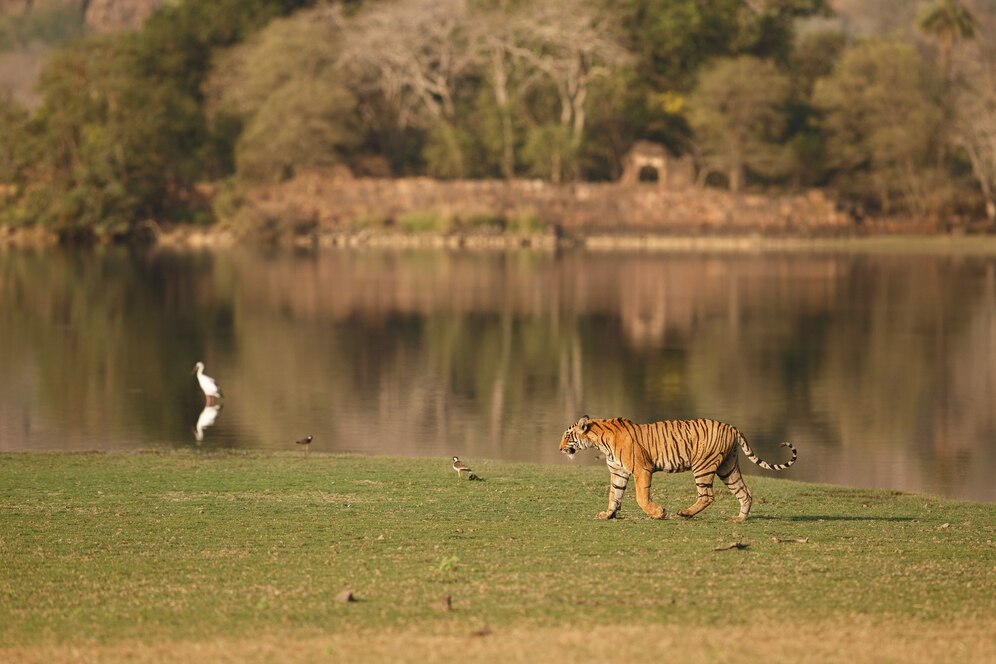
top-left (4, 618), bottom-right (994, 663)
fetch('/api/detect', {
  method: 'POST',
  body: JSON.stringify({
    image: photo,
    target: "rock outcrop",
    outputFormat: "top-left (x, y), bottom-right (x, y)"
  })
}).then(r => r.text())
top-left (84, 0), bottom-right (168, 33)
top-left (242, 173), bottom-right (856, 238)
top-left (0, 1), bottom-right (167, 32)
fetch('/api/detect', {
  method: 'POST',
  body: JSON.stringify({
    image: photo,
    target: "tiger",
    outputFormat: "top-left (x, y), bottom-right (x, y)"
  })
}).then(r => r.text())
top-left (559, 415), bottom-right (798, 522)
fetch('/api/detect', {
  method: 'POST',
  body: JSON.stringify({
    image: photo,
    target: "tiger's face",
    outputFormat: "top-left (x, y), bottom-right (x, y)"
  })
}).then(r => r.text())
top-left (560, 415), bottom-right (593, 460)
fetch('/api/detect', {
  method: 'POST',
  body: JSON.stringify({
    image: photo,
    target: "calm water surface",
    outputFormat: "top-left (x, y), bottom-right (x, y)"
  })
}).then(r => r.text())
top-left (1, 246), bottom-right (994, 501)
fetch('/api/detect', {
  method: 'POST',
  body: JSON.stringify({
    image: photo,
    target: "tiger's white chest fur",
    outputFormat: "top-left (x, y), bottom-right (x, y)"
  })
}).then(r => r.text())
top-left (597, 444), bottom-right (627, 472)
top-left (598, 445), bottom-right (614, 461)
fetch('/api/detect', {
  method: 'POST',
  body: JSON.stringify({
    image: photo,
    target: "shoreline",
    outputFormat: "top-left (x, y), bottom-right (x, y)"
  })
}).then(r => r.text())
top-left (2, 447), bottom-right (990, 504)
top-left (4, 174), bottom-right (996, 253)
top-left (5, 222), bottom-right (996, 255)
top-left (79, 226), bottom-right (996, 256)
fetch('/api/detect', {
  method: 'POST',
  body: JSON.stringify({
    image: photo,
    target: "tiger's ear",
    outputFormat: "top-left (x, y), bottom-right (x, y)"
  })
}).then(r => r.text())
top-left (577, 415), bottom-right (590, 432)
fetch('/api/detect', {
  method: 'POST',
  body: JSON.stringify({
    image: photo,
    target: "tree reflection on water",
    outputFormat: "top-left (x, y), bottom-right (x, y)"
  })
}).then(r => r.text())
top-left (0, 247), bottom-right (993, 501)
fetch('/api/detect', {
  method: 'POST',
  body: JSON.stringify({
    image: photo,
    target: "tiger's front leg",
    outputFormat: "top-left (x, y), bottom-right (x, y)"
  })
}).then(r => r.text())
top-left (597, 464), bottom-right (631, 519)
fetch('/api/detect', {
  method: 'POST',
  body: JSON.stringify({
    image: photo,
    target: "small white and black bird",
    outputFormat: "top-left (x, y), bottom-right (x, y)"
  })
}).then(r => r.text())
top-left (296, 435), bottom-right (314, 454)
top-left (452, 456), bottom-right (483, 481)
top-left (192, 361), bottom-right (224, 405)
top-left (452, 456), bottom-right (472, 477)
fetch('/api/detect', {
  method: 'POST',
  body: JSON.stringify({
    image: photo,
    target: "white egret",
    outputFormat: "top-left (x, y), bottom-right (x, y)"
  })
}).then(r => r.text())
top-left (192, 361), bottom-right (224, 405)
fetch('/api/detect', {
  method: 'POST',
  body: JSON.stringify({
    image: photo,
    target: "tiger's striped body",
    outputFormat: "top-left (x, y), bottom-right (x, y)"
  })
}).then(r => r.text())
top-left (559, 415), bottom-right (797, 521)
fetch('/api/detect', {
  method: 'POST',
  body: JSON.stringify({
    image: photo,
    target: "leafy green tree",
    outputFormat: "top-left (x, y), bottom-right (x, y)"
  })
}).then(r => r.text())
top-left (619, 0), bottom-right (744, 90)
top-left (235, 80), bottom-right (359, 182)
top-left (813, 39), bottom-right (942, 216)
top-left (617, 0), bottom-right (828, 169)
top-left (25, 37), bottom-right (141, 233)
top-left (686, 56), bottom-right (791, 192)
top-left (423, 123), bottom-right (476, 180)
top-left (789, 29), bottom-right (846, 97)
top-left (781, 30), bottom-right (846, 187)
top-left (207, 7), bottom-right (359, 183)
top-left (0, 95), bottom-right (30, 186)
top-left (123, 0), bottom-right (318, 183)
top-left (522, 124), bottom-right (574, 184)
top-left (5, 0), bottom-right (316, 233)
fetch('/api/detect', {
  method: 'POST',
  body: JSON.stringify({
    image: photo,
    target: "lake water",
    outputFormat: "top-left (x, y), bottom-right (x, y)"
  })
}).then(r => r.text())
top-left (1, 245), bottom-right (994, 502)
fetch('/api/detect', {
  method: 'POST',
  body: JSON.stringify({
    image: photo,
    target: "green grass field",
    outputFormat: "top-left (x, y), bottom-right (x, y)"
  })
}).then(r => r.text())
top-left (1, 451), bottom-right (994, 662)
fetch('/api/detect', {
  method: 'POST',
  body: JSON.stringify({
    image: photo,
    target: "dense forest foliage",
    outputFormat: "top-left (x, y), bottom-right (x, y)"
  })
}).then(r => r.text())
top-left (0, 0), bottom-right (995, 234)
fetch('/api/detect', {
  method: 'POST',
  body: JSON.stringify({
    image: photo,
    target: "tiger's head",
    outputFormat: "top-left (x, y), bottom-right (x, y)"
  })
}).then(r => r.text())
top-left (560, 415), bottom-right (594, 461)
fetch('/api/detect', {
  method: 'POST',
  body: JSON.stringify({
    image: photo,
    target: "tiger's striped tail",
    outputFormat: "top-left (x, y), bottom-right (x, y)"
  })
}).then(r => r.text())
top-left (737, 434), bottom-right (798, 471)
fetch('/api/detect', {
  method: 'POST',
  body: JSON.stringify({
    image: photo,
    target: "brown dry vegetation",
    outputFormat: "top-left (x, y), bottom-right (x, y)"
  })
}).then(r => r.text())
top-left (5, 619), bottom-right (996, 664)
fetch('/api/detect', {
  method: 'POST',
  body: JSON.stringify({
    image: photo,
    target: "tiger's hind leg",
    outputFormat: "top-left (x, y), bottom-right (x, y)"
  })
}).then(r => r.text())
top-left (677, 467), bottom-right (716, 518)
top-left (633, 467), bottom-right (667, 519)
top-left (718, 456), bottom-right (752, 522)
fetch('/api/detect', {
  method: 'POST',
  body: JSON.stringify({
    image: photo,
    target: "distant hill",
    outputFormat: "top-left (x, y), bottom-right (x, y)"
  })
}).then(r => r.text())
top-left (0, 0), bottom-right (167, 106)
top-left (0, 0), bottom-right (167, 33)
top-left (83, 0), bottom-right (169, 33)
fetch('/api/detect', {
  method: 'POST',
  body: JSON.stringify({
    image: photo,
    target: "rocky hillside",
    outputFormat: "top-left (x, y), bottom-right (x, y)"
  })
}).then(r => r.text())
top-left (0, 0), bottom-right (167, 32)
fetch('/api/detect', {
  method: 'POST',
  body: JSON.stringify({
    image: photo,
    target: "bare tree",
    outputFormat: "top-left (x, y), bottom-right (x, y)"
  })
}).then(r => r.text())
top-left (338, 0), bottom-right (480, 175)
top-left (952, 37), bottom-right (996, 221)
top-left (336, 0), bottom-right (629, 181)
top-left (510, 0), bottom-right (632, 156)
top-left (470, 15), bottom-right (518, 180)
top-left (341, 0), bottom-right (476, 129)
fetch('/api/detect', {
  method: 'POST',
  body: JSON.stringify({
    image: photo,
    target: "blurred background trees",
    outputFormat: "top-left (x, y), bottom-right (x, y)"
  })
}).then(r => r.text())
top-left (813, 40), bottom-right (942, 217)
top-left (686, 56), bottom-right (791, 191)
top-left (0, 0), bottom-right (995, 232)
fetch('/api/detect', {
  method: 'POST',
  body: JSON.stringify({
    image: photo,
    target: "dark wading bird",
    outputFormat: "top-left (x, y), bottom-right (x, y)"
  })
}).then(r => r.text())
top-left (296, 435), bottom-right (314, 455)
top-left (192, 362), bottom-right (224, 406)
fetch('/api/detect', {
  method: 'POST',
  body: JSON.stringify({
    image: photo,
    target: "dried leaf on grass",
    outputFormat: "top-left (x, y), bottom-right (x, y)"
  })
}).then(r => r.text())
top-left (713, 540), bottom-right (750, 551)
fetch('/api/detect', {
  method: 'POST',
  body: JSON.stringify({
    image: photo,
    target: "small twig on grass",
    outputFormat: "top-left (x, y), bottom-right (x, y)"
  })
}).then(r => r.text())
top-left (713, 540), bottom-right (750, 551)
top-left (772, 537), bottom-right (809, 544)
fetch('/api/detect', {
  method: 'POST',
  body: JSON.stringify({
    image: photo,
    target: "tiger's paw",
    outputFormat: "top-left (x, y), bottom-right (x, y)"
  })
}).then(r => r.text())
top-left (596, 511), bottom-right (617, 520)
top-left (730, 515), bottom-right (747, 522)
top-left (676, 509), bottom-right (694, 519)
